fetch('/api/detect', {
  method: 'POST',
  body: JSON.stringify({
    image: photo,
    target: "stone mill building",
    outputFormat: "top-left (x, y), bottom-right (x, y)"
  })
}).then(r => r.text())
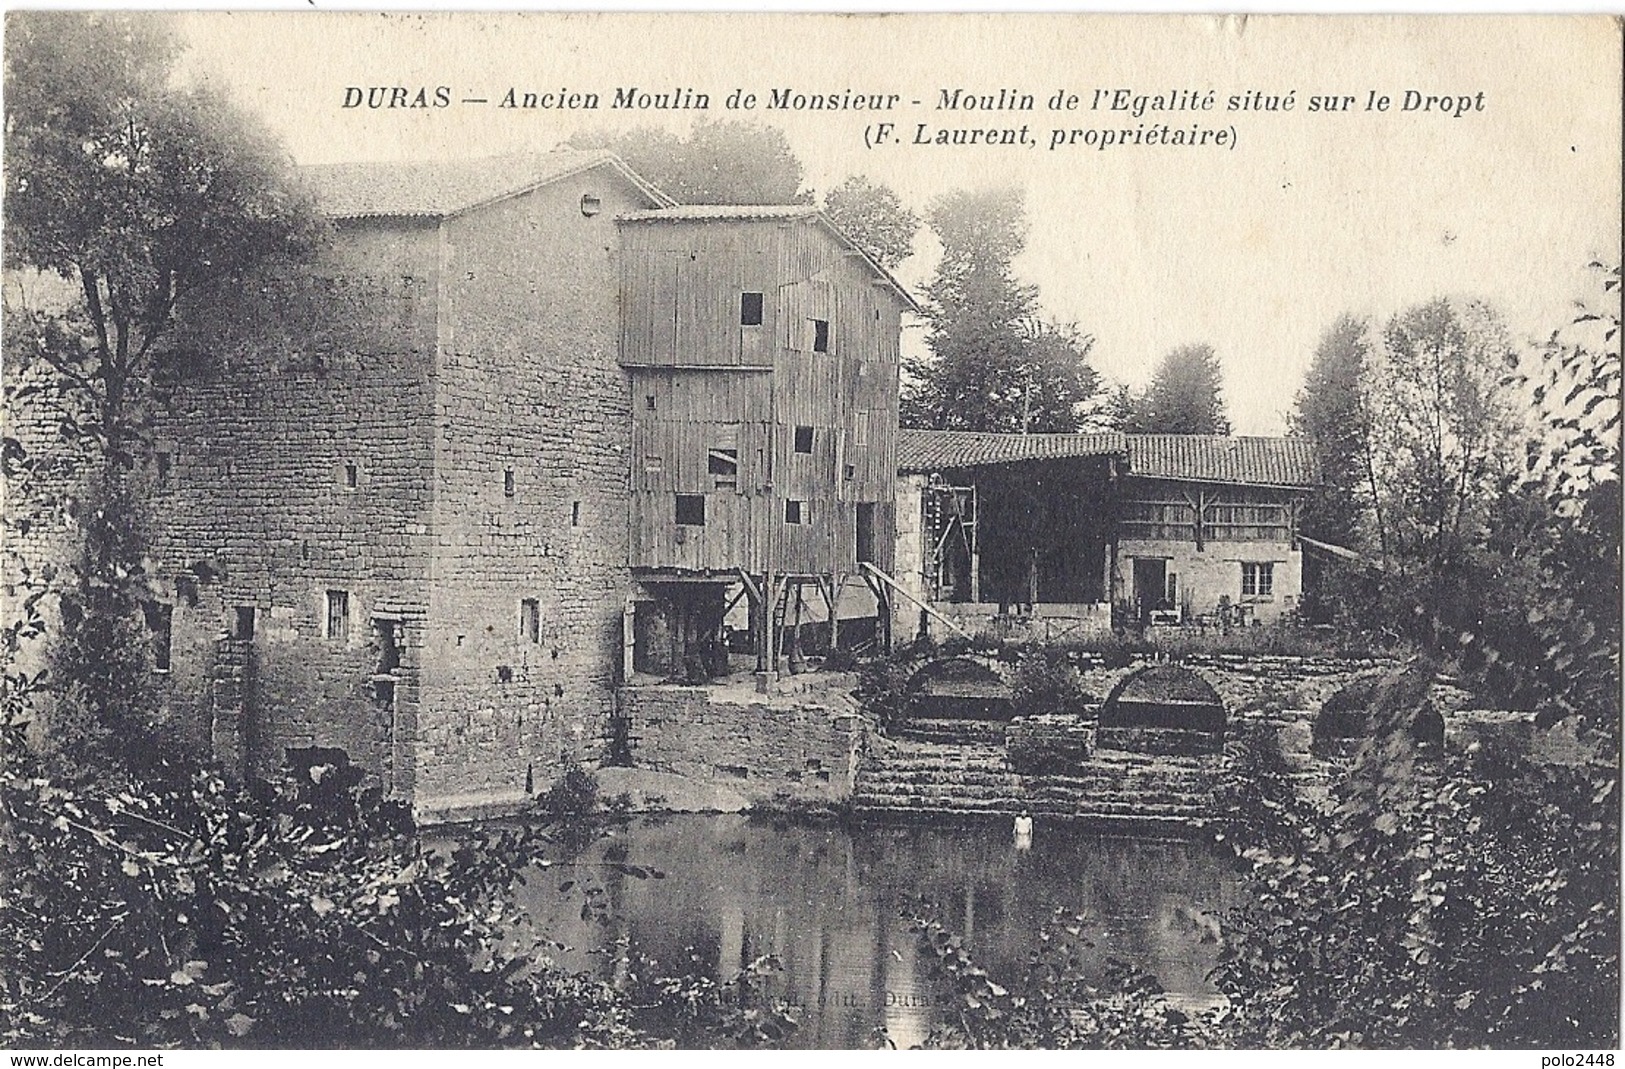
top-left (141, 150), bottom-right (916, 819)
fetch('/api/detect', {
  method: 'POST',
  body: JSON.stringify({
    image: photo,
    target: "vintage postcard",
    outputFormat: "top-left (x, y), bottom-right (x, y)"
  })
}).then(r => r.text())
top-left (3, 11), bottom-right (1620, 1054)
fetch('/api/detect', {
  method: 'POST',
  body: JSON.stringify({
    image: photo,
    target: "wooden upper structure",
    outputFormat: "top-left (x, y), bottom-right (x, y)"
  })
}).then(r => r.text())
top-left (619, 206), bottom-right (918, 580)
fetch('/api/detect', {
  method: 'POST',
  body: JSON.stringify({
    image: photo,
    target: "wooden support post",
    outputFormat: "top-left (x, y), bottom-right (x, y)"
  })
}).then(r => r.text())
top-left (621, 598), bottom-right (636, 683)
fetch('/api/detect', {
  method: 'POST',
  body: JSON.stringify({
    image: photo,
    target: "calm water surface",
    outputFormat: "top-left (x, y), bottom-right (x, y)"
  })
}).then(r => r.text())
top-left (517, 814), bottom-right (1239, 1049)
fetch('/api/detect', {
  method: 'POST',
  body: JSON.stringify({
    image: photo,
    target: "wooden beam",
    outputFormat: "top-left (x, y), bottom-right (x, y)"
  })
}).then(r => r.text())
top-left (860, 562), bottom-right (973, 640)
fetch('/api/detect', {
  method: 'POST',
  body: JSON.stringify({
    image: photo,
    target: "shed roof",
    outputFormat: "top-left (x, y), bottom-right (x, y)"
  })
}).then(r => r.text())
top-left (1125, 435), bottom-right (1319, 488)
top-left (619, 204), bottom-right (920, 312)
top-left (898, 430), bottom-right (1127, 472)
top-left (898, 429), bottom-right (1319, 487)
top-left (299, 149), bottom-right (673, 219)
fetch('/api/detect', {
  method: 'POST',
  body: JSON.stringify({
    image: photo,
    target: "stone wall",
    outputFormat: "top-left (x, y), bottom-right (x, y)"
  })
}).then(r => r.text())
top-left (148, 219), bottom-right (441, 793)
top-left (617, 678), bottom-right (865, 804)
top-left (1117, 539), bottom-right (1305, 624)
top-left (414, 168), bottom-right (653, 810)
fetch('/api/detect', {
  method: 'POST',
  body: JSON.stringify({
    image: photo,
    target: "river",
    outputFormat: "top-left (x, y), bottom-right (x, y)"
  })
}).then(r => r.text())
top-left (514, 813), bottom-right (1241, 1048)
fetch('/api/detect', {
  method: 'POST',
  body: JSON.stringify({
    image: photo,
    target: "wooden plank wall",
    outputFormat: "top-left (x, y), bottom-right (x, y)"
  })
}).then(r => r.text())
top-left (621, 217), bottom-right (903, 577)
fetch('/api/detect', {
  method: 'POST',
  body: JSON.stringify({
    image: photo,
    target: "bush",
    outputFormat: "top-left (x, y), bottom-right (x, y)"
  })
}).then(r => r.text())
top-left (1007, 654), bottom-right (1095, 719)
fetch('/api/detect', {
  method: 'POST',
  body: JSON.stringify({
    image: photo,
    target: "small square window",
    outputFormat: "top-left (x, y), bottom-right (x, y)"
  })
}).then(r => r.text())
top-left (644, 455), bottom-right (664, 473)
top-left (810, 319), bottom-right (829, 353)
top-left (520, 598), bottom-right (540, 643)
top-left (676, 494), bottom-right (706, 527)
top-left (785, 500), bottom-right (806, 525)
top-left (503, 468), bottom-right (516, 497)
top-left (646, 394), bottom-right (657, 411)
top-left (740, 292), bottom-right (764, 326)
top-left (325, 590), bottom-right (350, 641)
top-left (233, 606), bottom-right (256, 641)
top-left (794, 426), bottom-right (814, 454)
top-left (844, 463), bottom-right (856, 481)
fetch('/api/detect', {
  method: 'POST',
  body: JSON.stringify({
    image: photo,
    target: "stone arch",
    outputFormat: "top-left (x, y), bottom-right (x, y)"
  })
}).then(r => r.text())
top-left (906, 656), bottom-right (1014, 721)
top-left (1099, 664), bottom-right (1226, 754)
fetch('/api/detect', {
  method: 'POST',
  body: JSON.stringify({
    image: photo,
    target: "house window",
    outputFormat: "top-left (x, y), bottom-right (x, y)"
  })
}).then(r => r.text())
top-left (643, 455), bottom-right (663, 473)
top-left (1242, 562), bottom-right (1274, 598)
top-left (785, 500), bottom-right (806, 525)
top-left (579, 192), bottom-right (602, 217)
top-left (233, 606), bottom-right (256, 641)
top-left (343, 462), bottom-right (358, 489)
top-left (740, 292), bottom-right (764, 326)
top-left (645, 394), bottom-right (657, 411)
top-left (675, 494), bottom-right (706, 526)
top-left (794, 426), bottom-right (814, 454)
top-left (520, 599), bottom-right (540, 644)
top-left (142, 601), bottom-right (172, 672)
top-left (503, 468), bottom-right (516, 497)
top-left (325, 590), bottom-right (350, 641)
top-left (807, 318), bottom-right (830, 352)
top-left (156, 451), bottom-right (173, 487)
top-left (571, 501), bottom-right (581, 526)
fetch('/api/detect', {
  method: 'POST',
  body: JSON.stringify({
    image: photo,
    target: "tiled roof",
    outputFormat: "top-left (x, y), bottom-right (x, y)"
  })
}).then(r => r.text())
top-left (618, 205), bottom-right (820, 222)
top-left (299, 150), bottom-right (671, 219)
top-left (898, 429), bottom-right (1320, 487)
top-left (1125, 435), bottom-right (1319, 488)
top-left (898, 430), bottom-right (1127, 472)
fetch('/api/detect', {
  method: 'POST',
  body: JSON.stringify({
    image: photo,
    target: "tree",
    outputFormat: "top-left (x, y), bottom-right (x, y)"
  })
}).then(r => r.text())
top-left (566, 119), bottom-right (807, 205)
top-left (904, 188), bottom-right (1101, 433)
top-left (1363, 299), bottom-right (1520, 643)
top-left (4, 12), bottom-right (321, 768)
top-left (820, 175), bottom-right (919, 270)
top-left (1292, 315), bottom-right (1373, 546)
top-left (1128, 344), bottom-right (1231, 435)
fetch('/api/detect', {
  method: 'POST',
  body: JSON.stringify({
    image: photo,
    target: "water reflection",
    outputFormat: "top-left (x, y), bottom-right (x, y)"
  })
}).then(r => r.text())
top-left (516, 814), bottom-right (1238, 1049)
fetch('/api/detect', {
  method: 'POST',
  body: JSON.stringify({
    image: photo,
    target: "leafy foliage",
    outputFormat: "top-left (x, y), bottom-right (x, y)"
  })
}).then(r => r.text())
top-left (909, 904), bottom-right (1199, 1049)
top-left (1123, 343), bottom-right (1232, 435)
top-left (820, 175), bottom-right (920, 270)
top-left (903, 188), bottom-right (1102, 433)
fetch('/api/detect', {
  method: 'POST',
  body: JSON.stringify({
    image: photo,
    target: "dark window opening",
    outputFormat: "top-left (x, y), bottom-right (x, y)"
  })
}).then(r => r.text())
top-left (857, 502), bottom-right (877, 563)
top-left (326, 590), bottom-right (350, 641)
top-left (785, 500), bottom-right (805, 525)
top-left (644, 455), bottom-right (663, 473)
top-left (503, 468), bottom-right (516, 497)
top-left (844, 463), bottom-right (856, 481)
top-left (571, 501), bottom-right (581, 526)
top-left (374, 618), bottom-right (400, 673)
top-left (156, 451), bottom-right (172, 487)
top-left (708, 441), bottom-right (741, 477)
top-left (344, 462), bottom-right (358, 489)
top-left (496, 664), bottom-right (514, 684)
top-left (579, 192), bottom-right (602, 217)
top-left (645, 394), bottom-right (657, 411)
top-left (794, 426), bottom-right (814, 454)
top-left (740, 292), bottom-right (764, 326)
top-left (373, 678), bottom-right (395, 708)
top-left (520, 598), bottom-right (541, 643)
top-left (676, 494), bottom-right (706, 527)
top-left (142, 601), bottom-right (172, 672)
top-left (812, 319), bottom-right (830, 352)
top-left (233, 605), bottom-right (256, 641)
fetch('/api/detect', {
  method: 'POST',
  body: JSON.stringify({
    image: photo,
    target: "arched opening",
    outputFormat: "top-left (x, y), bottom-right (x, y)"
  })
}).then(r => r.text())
top-left (1099, 665), bottom-right (1226, 754)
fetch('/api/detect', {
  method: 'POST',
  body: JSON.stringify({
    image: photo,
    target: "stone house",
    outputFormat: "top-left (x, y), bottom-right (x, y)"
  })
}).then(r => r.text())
top-left (138, 150), bottom-right (914, 819)
top-left (893, 430), bottom-right (1317, 638)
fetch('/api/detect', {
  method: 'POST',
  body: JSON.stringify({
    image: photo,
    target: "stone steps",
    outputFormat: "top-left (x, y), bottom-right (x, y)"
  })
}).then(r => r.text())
top-left (853, 735), bottom-right (1219, 833)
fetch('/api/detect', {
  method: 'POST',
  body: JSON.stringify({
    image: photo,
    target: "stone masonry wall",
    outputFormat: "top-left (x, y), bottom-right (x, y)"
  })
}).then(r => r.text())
top-left (618, 680), bottom-right (865, 805)
top-left (148, 220), bottom-right (440, 796)
top-left (414, 168), bottom-right (651, 809)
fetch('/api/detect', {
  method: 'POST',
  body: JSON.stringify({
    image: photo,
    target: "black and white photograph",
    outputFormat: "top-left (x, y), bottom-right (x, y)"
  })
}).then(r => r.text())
top-left (2, 10), bottom-right (1620, 1053)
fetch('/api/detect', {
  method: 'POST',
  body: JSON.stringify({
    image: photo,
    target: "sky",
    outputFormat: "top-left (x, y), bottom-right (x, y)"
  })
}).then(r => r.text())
top-left (172, 12), bottom-right (1621, 434)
